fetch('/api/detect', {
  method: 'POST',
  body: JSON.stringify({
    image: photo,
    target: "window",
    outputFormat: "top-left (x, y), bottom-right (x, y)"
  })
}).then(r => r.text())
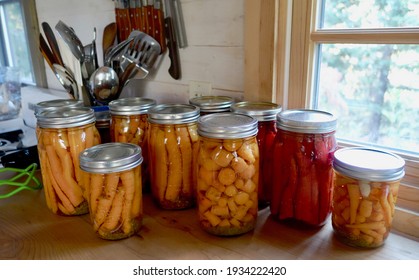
top-left (0, 0), bottom-right (45, 86)
top-left (244, 0), bottom-right (419, 238)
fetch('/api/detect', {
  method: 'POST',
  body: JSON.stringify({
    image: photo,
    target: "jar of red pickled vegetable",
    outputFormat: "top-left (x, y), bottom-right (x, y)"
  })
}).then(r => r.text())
top-left (271, 109), bottom-right (337, 227)
top-left (230, 101), bottom-right (282, 209)
top-left (79, 143), bottom-right (143, 240)
top-left (109, 97), bottom-right (156, 191)
top-left (189, 95), bottom-right (234, 115)
top-left (332, 147), bottom-right (405, 248)
top-left (36, 107), bottom-right (101, 216)
top-left (197, 112), bottom-right (259, 236)
top-left (147, 104), bottom-right (200, 209)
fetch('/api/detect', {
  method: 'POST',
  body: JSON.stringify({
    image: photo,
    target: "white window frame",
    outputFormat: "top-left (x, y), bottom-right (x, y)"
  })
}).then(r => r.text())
top-left (244, 0), bottom-right (419, 238)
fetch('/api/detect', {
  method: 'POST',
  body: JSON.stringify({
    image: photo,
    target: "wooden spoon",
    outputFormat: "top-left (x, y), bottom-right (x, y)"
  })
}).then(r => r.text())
top-left (102, 22), bottom-right (117, 61)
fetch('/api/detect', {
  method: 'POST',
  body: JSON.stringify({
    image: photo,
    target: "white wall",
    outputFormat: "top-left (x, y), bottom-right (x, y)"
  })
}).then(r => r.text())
top-left (35, 0), bottom-right (244, 104)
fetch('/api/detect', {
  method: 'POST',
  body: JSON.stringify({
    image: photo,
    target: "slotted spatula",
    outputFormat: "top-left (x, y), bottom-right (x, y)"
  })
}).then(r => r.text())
top-left (119, 31), bottom-right (161, 78)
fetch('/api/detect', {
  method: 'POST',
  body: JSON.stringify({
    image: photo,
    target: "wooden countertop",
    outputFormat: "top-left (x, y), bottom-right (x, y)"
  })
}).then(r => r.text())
top-left (0, 171), bottom-right (418, 260)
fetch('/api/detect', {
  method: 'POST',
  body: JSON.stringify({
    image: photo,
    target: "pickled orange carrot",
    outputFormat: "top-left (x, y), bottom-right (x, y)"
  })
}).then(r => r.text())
top-left (121, 170), bottom-right (136, 233)
top-left (176, 126), bottom-right (193, 195)
top-left (131, 166), bottom-right (142, 217)
top-left (67, 128), bottom-right (83, 183)
top-left (153, 128), bottom-right (168, 201)
top-left (40, 149), bottom-right (58, 213)
top-left (44, 153), bottom-right (75, 214)
top-left (45, 144), bottom-right (83, 208)
top-left (165, 126), bottom-right (182, 201)
top-left (100, 188), bottom-right (125, 231)
top-left (89, 173), bottom-right (105, 214)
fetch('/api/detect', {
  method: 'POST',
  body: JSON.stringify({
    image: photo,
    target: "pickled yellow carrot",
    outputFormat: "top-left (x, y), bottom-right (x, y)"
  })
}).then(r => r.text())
top-left (154, 128), bottom-right (168, 201)
top-left (347, 184), bottom-right (360, 224)
top-left (100, 188), bottom-right (125, 231)
top-left (131, 166), bottom-right (142, 217)
top-left (121, 170), bottom-right (136, 233)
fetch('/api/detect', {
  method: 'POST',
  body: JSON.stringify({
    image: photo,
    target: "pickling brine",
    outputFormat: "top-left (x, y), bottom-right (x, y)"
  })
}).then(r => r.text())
top-left (270, 109), bottom-right (337, 227)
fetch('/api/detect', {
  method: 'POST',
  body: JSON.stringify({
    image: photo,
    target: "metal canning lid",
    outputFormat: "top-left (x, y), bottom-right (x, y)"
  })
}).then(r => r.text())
top-left (79, 142), bottom-right (143, 173)
top-left (277, 109), bottom-right (337, 133)
top-left (333, 147), bottom-right (405, 182)
top-left (34, 99), bottom-right (84, 115)
top-left (198, 112), bottom-right (258, 139)
top-left (231, 101), bottom-right (282, 121)
top-left (148, 103), bottom-right (200, 124)
top-left (36, 107), bottom-right (96, 128)
top-left (108, 97), bottom-right (156, 115)
top-left (189, 95), bottom-right (234, 113)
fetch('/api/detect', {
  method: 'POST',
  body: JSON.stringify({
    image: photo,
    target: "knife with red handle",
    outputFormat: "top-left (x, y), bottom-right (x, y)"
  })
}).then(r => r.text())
top-left (120, 0), bottom-right (132, 40)
top-left (129, 0), bottom-right (138, 31)
top-left (153, 0), bottom-right (166, 53)
top-left (141, 0), bottom-right (149, 34)
top-left (146, 0), bottom-right (155, 36)
top-left (164, 16), bottom-right (180, 79)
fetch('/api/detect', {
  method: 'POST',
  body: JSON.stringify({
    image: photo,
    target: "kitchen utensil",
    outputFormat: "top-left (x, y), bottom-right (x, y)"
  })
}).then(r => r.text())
top-left (53, 64), bottom-right (79, 99)
top-left (89, 66), bottom-right (120, 105)
top-left (102, 22), bottom-right (117, 61)
top-left (172, 0), bottom-right (187, 48)
top-left (39, 33), bottom-right (57, 69)
top-left (104, 37), bottom-right (135, 67)
top-left (119, 31), bottom-right (161, 73)
top-left (55, 20), bottom-right (85, 62)
top-left (0, 163), bottom-right (41, 199)
top-left (153, 0), bottom-right (166, 53)
top-left (84, 28), bottom-right (99, 78)
top-left (115, 0), bottom-right (131, 41)
top-left (164, 17), bottom-right (181, 79)
top-left (41, 22), bottom-right (64, 66)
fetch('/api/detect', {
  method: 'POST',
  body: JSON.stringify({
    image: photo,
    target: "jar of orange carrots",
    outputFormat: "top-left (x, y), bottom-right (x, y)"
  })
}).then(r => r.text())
top-left (36, 107), bottom-right (101, 216)
top-left (79, 143), bottom-right (143, 240)
top-left (332, 147), bottom-right (405, 248)
top-left (147, 104), bottom-right (200, 209)
top-left (109, 97), bottom-right (156, 190)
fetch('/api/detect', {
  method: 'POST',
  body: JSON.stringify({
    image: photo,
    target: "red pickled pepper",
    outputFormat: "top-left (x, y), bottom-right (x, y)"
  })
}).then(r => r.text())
top-left (256, 120), bottom-right (278, 206)
top-left (271, 130), bottom-right (337, 226)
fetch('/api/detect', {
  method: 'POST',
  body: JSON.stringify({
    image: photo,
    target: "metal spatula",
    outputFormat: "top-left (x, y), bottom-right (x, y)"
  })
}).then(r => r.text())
top-left (119, 31), bottom-right (161, 77)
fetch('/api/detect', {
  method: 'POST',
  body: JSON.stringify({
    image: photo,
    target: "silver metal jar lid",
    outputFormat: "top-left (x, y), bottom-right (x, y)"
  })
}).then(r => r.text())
top-left (198, 112), bottom-right (258, 139)
top-left (108, 97), bottom-right (156, 115)
top-left (189, 96), bottom-right (234, 113)
top-left (333, 147), bottom-right (405, 182)
top-left (277, 109), bottom-right (337, 133)
top-left (148, 104), bottom-right (200, 124)
top-left (36, 107), bottom-right (96, 128)
top-left (34, 99), bottom-right (84, 115)
top-left (231, 101), bottom-right (282, 121)
top-left (79, 142), bottom-right (143, 173)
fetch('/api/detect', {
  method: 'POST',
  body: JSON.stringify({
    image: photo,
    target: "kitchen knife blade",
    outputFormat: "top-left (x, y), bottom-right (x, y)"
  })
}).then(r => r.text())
top-left (42, 22), bottom-right (64, 66)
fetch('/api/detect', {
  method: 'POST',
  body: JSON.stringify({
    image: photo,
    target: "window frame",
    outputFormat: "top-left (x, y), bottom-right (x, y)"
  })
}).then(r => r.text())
top-left (244, 0), bottom-right (419, 238)
top-left (0, 0), bottom-right (46, 86)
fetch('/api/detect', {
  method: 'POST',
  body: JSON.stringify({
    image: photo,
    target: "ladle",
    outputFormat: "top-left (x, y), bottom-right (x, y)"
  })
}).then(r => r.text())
top-left (88, 66), bottom-right (120, 105)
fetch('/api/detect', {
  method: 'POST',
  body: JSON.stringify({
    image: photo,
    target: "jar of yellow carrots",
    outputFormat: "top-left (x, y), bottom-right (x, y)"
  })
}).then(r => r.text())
top-left (108, 97), bottom-right (156, 190)
top-left (332, 147), bottom-right (405, 248)
top-left (79, 143), bottom-right (143, 240)
top-left (36, 107), bottom-right (101, 216)
top-left (147, 104), bottom-right (200, 210)
top-left (197, 113), bottom-right (259, 236)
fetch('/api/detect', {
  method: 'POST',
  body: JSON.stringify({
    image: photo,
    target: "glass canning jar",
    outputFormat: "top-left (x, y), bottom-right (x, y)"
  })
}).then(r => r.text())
top-left (271, 109), bottom-right (337, 227)
top-left (230, 101), bottom-right (282, 209)
top-left (36, 107), bottom-right (101, 215)
top-left (147, 104), bottom-right (200, 209)
top-left (332, 147), bottom-right (405, 248)
top-left (197, 112), bottom-right (259, 236)
top-left (189, 95), bottom-right (234, 115)
top-left (34, 99), bottom-right (84, 115)
top-left (109, 97), bottom-right (156, 190)
top-left (79, 143), bottom-right (143, 240)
